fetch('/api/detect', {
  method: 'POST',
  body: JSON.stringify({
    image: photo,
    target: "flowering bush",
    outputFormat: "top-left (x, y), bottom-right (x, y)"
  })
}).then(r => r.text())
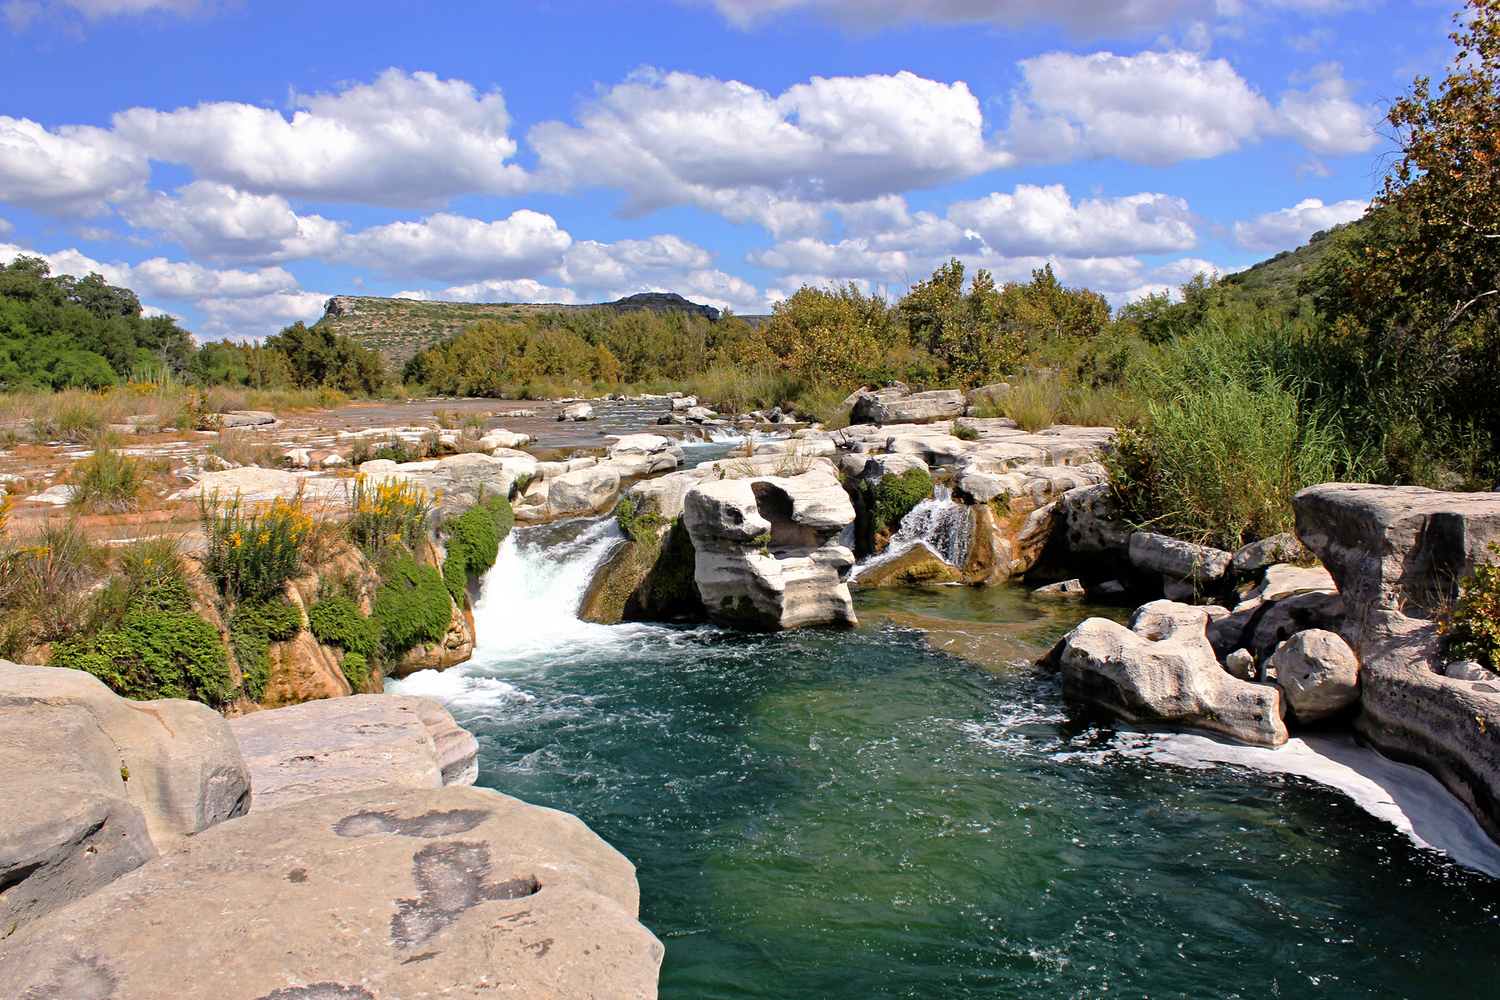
top-left (198, 490), bottom-right (312, 602)
top-left (1445, 542), bottom-right (1500, 669)
top-left (349, 475), bottom-right (431, 554)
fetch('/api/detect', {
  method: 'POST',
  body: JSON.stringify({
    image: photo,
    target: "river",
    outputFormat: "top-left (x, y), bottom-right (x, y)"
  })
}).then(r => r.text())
top-left (393, 514), bottom-right (1500, 999)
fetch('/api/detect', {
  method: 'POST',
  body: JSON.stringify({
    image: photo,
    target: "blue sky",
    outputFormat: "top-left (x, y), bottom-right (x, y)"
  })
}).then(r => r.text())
top-left (0, 0), bottom-right (1464, 340)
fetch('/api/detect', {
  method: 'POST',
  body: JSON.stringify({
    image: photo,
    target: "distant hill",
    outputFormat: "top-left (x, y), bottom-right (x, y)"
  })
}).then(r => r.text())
top-left (1219, 217), bottom-right (1365, 308)
top-left (314, 291), bottom-right (736, 368)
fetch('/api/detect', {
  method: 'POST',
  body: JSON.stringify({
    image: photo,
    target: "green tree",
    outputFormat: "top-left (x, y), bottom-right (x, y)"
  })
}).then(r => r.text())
top-left (899, 259), bottom-right (1022, 386)
top-left (1295, 0), bottom-right (1500, 486)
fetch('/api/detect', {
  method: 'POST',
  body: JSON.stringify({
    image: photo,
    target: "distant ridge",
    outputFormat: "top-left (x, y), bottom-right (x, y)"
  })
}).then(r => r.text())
top-left (315, 291), bottom-right (731, 368)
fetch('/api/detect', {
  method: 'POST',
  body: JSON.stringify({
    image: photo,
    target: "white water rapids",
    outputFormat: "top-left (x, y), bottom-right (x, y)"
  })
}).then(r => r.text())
top-left (391, 505), bottom-right (1500, 880)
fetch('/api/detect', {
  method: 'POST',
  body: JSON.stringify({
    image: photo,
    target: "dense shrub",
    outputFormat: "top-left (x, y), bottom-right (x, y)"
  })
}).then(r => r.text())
top-left (52, 580), bottom-right (232, 705)
top-left (1445, 543), bottom-right (1500, 669)
top-left (340, 652), bottom-right (371, 689)
top-left (869, 468), bottom-right (934, 531)
top-left (440, 493), bottom-right (515, 602)
top-left (199, 492), bottom-right (312, 602)
top-left (1107, 373), bottom-right (1336, 550)
top-left (308, 595), bottom-right (379, 661)
top-left (373, 558), bottom-right (452, 656)
top-left (229, 597), bottom-right (302, 702)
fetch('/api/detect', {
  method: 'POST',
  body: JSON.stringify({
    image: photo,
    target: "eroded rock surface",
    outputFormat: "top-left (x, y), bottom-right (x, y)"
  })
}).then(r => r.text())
top-left (228, 695), bottom-right (479, 813)
top-left (683, 471), bottom-right (856, 630)
top-left (0, 786), bottom-right (665, 1000)
top-left (1059, 601), bottom-right (1287, 747)
top-left (1294, 483), bottom-right (1500, 841)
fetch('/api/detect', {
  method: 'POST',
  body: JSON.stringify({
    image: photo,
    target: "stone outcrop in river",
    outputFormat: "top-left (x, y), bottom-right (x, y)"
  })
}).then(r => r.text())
top-left (1059, 601), bottom-right (1289, 747)
top-left (683, 471), bottom-right (857, 630)
top-left (0, 786), bottom-right (665, 1000)
top-left (1293, 483), bottom-right (1500, 841)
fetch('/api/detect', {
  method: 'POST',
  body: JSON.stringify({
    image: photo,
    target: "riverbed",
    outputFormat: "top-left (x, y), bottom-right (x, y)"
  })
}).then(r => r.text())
top-left (393, 515), bottom-right (1500, 999)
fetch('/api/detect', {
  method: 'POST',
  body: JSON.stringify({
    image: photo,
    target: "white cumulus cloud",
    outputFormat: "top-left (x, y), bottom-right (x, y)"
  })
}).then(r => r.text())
top-left (1002, 51), bottom-right (1377, 167)
top-left (948, 185), bottom-right (1197, 256)
top-left (112, 69), bottom-right (529, 209)
top-left (531, 69), bottom-right (1006, 232)
top-left (196, 291), bottom-right (329, 340)
top-left (0, 117), bottom-right (148, 215)
top-left (1231, 197), bottom-right (1367, 249)
top-left (338, 210), bottom-right (573, 282)
top-left (123, 181), bottom-right (344, 265)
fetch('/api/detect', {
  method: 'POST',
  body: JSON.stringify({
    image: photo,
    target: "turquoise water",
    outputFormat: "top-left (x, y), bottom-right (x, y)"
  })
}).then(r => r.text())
top-left (395, 520), bottom-right (1500, 999)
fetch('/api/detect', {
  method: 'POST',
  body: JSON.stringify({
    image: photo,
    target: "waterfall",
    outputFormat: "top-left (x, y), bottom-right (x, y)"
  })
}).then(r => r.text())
top-left (389, 514), bottom-right (652, 706)
top-left (851, 484), bottom-right (975, 581)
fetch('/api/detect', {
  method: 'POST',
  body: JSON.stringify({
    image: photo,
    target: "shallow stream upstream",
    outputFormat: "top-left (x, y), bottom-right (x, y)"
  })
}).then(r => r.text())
top-left (393, 516), bottom-right (1500, 999)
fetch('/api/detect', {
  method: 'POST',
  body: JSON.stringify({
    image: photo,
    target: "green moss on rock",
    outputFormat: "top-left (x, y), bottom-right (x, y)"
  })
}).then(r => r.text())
top-left (869, 468), bottom-right (934, 531)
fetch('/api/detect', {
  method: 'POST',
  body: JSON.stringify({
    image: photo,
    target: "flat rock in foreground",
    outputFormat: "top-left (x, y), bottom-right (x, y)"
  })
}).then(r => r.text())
top-left (228, 695), bottom-right (479, 813)
top-left (0, 785), bottom-right (665, 1000)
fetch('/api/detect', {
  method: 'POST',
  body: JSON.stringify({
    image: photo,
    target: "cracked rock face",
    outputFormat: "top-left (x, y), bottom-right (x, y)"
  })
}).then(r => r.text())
top-left (1293, 483), bottom-right (1500, 842)
top-left (683, 471), bottom-right (857, 630)
top-left (0, 786), bottom-right (664, 1000)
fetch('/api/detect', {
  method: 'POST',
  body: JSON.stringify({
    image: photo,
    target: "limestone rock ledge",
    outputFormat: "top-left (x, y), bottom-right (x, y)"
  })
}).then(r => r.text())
top-left (1294, 483), bottom-right (1500, 841)
top-left (228, 694), bottom-right (480, 813)
top-left (0, 785), bottom-right (665, 1000)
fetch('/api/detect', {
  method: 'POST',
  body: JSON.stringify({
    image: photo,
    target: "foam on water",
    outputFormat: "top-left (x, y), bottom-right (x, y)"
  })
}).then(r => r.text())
top-left (1041, 728), bottom-right (1500, 878)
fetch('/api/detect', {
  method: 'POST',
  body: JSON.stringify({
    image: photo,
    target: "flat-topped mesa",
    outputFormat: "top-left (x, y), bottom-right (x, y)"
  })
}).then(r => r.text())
top-left (683, 471), bottom-right (858, 630)
top-left (1292, 483), bottom-right (1500, 841)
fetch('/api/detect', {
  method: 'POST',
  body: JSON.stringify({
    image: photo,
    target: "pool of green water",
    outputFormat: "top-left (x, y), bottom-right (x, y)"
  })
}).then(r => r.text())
top-left (393, 525), bottom-right (1500, 1000)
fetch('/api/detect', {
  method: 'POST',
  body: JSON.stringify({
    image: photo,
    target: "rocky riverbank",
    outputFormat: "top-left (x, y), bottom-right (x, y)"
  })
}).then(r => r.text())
top-left (0, 663), bottom-right (664, 998)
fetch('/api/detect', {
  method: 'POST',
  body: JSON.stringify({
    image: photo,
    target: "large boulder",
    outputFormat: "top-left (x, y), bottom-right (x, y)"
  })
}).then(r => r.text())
top-left (607, 433), bottom-right (683, 478)
top-left (548, 465), bottom-right (622, 515)
top-left (1293, 483), bottom-right (1500, 626)
top-left (683, 472), bottom-right (857, 630)
top-left (1058, 601), bottom-right (1288, 746)
top-left (559, 401), bottom-right (596, 421)
top-left (1127, 532), bottom-right (1233, 585)
top-left (1061, 483), bottom-right (1131, 557)
top-left (228, 695), bottom-right (479, 813)
top-left (1269, 629), bottom-right (1360, 723)
top-left (433, 452), bottom-right (536, 496)
top-left (1294, 483), bottom-right (1500, 841)
top-left (855, 544), bottom-right (962, 588)
top-left (0, 664), bottom-right (251, 929)
top-left (0, 786), bottom-right (664, 1000)
top-left (851, 387), bottom-right (966, 424)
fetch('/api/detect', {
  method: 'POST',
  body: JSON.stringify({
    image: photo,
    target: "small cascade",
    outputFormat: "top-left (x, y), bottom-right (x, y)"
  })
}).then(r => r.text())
top-left (468, 515), bottom-right (629, 660)
top-left (851, 484), bottom-right (975, 581)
